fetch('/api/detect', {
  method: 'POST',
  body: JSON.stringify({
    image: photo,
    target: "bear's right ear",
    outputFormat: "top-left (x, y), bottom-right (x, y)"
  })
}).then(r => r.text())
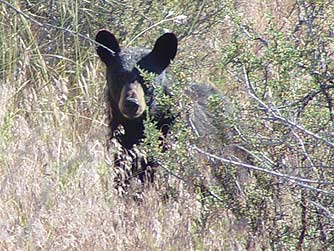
top-left (137, 33), bottom-right (178, 74)
top-left (95, 30), bottom-right (120, 65)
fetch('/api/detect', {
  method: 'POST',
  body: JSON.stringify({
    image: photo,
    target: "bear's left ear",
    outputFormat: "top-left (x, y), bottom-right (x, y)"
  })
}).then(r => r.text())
top-left (138, 33), bottom-right (178, 74)
top-left (95, 30), bottom-right (120, 65)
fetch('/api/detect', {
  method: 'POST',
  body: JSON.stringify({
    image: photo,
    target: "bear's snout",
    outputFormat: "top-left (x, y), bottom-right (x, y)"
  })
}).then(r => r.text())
top-left (124, 97), bottom-right (140, 113)
top-left (119, 81), bottom-right (147, 119)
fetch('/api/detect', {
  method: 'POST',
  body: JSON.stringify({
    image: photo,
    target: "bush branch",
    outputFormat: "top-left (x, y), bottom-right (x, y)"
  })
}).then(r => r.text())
top-left (192, 145), bottom-right (334, 195)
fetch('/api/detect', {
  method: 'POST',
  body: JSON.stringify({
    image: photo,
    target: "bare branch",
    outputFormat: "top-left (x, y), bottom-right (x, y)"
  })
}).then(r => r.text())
top-left (310, 201), bottom-right (334, 219)
top-left (126, 14), bottom-right (187, 47)
top-left (159, 161), bottom-right (224, 202)
top-left (192, 145), bottom-right (334, 195)
top-left (241, 65), bottom-right (334, 148)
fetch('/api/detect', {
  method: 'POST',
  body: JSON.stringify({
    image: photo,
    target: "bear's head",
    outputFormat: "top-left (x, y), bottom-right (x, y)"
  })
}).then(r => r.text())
top-left (95, 30), bottom-right (178, 120)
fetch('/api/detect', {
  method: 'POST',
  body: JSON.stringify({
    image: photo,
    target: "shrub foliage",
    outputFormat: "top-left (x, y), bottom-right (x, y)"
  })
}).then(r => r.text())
top-left (0, 0), bottom-right (334, 250)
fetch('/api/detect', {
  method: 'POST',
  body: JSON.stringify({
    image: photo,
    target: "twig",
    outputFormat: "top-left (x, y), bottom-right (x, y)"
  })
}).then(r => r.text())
top-left (242, 65), bottom-right (334, 148)
top-left (297, 192), bottom-right (307, 251)
top-left (126, 14), bottom-right (187, 47)
top-left (192, 145), bottom-right (334, 195)
top-left (0, 0), bottom-right (116, 55)
top-left (310, 201), bottom-right (334, 219)
top-left (158, 161), bottom-right (224, 202)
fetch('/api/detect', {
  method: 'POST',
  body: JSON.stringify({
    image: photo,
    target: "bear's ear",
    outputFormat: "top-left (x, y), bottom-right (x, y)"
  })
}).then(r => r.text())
top-left (152, 33), bottom-right (178, 63)
top-left (138, 33), bottom-right (178, 74)
top-left (95, 30), bottom-right (120, 65)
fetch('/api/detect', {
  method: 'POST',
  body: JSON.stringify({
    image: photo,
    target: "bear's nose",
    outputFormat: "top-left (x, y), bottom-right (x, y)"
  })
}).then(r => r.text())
top-left (125, 98), bottom-right (139, 111)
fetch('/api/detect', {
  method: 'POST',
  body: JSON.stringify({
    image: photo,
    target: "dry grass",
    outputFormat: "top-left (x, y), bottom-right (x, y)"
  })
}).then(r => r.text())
top-left (1, 0), bottom-right (333, 250)
top-left (0, 104), bottom-right (238, 250)
top-left (0, 1), bottom-right (240, 250)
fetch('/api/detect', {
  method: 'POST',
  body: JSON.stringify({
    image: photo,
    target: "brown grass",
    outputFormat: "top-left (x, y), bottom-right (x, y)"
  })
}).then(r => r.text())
top-left (1, 0), bottom-right (333, 250)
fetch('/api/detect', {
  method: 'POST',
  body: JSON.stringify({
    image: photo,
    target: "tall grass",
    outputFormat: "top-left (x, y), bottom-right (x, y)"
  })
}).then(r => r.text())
top-left (0, 1), bottom-right (234, 250)
top-left (1, 0), bottom-right (334, 250)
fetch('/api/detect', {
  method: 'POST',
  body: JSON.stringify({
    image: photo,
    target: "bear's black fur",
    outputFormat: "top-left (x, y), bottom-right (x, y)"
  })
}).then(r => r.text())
top-left (96, 30), bottom-right (178, 184)
top-left (96, 30), bottom-right (177, 149)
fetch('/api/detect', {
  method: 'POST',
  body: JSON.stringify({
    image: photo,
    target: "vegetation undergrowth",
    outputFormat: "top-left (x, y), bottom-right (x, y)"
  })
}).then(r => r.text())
top-left (0, 0), bottom-right (333, 250)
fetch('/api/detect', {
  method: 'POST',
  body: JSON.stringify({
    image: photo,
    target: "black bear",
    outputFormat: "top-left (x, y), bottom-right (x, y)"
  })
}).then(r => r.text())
top-left (95, 30), bottom-right (178, 184)
top-left (96, 30), bottom-right (253, 197)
